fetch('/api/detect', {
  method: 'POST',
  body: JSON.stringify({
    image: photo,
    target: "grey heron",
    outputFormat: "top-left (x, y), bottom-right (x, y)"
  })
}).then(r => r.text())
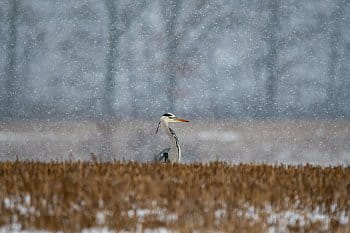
top-left (154, 113), bottom-right (189, 163)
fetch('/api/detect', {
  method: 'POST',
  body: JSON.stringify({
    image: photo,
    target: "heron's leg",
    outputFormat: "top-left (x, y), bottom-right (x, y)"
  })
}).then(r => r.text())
top-left (163, 152), bottom-right (169, 162)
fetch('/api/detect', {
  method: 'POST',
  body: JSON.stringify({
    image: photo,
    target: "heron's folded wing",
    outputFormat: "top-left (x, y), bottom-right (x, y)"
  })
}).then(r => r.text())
top-left (154, 148), bottom-right (171, 162)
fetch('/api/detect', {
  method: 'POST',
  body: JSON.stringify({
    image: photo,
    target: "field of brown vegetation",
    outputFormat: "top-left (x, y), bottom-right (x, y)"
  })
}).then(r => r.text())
top-left (0, 161), bottom-right (349, 233)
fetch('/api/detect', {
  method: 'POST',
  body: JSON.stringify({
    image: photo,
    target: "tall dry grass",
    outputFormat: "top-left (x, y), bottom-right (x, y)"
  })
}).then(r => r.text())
top-left (0, 161), bottom-right (349, 232)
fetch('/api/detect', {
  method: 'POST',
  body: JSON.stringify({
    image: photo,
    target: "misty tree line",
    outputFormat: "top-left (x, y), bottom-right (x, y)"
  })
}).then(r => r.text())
top-left (0, 0), bottom-right (349, 121)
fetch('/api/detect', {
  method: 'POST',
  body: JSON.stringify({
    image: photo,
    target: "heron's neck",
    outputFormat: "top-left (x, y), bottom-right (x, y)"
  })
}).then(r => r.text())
top-left (161, 121), bottom-right (172, 139)
top-left (161, 121), bottom-right (181, 162)
top-left (161, 122), bottom-right (178, 147)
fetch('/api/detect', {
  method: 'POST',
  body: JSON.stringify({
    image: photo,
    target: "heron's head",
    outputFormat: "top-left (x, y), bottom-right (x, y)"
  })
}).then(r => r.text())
top-left (156, 113), bottom-right (189, 133)
top-left (160, 113), bottom-right (189, 123)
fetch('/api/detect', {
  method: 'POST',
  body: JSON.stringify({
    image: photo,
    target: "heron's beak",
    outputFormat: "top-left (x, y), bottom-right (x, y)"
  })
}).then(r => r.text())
top-left (175, 118), bottom-right (189, 123)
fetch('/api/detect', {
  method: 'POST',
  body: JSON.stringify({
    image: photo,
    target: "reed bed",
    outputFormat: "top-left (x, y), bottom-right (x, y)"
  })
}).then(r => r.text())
top-left (0, 161), bottom-right (349, 232)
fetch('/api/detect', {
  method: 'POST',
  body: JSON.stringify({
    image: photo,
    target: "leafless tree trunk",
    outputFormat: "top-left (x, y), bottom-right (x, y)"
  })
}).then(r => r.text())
top-left (163, 0), bottom-right (181, 112)
top-left (325, 0), bottom-right (344, 117)
top-left (104, 0), bottom-right (118, 117)
top-left (207, 46), bottom-right (220, 119)
top-left (4, 0), bottom-right (18, 120)
top-left (126, 34), bottom-right (139, 118)
top-left (98, 0), bottom-right (119, 159)
top-left (100, 0), bottom-right (147, 158)
top-left (264, 0), bottom-right (280, 117)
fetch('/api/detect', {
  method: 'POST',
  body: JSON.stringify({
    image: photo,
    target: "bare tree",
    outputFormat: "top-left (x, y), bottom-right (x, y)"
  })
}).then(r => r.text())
top-left (126, 33), bottom-right (139, 118)
top-left (264, 0), bottom-right (279, 116)
top-left (100, 0), bottom-right (146, 158)
top-left (260, 0), bottom-right (326, 117)
top-left (103, 0), bottom-right (147, 117)
top-left (4, 0), bottom-right (18, 119)
top-left (160, 0), bottom-right (223, 113)
top-left (162, 0), bottom-right (182, 112)
top-left (325, 0), bottom-right (345, 117)
top-left (103, 0), bottom-right (118, 118)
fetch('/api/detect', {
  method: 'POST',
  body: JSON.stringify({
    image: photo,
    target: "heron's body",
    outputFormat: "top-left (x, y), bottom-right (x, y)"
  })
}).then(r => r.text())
top-left (155, 113), bottom-right (189, 163)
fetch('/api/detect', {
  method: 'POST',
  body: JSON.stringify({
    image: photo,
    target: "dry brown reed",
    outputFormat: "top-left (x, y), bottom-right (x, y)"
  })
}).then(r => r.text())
top-left (0, 161), bottom-right (349, 232)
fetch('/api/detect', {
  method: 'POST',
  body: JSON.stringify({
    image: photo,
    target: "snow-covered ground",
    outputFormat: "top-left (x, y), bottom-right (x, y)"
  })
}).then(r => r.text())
top-left (0, 207), bottom-right (348, 233)
top-left (0, 226), bottom-right (173, 233)
top-left (1, 194), bottom-right (349, 233)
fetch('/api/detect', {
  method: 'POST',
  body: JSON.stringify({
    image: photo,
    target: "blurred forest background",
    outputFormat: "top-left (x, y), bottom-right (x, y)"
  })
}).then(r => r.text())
top-left (0, 0), bottom-right (349, 121)
top-left (0, 0), bottom-right (349, 163)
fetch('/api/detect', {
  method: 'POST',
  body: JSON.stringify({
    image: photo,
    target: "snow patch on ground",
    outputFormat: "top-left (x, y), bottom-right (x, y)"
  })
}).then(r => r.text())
top-left (0, 224), bottom-right (54, 233)
top-left (1, 195), bottom-right (349, 233)
top-left (122, 208), bottom-right (178, 222)
top-left (0, 226), bottom-right (175, 233)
